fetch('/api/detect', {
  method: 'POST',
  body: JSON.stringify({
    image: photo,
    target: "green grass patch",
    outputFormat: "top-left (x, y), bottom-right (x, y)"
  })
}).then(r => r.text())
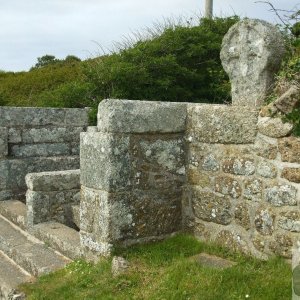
top-left (20, 234), bottom-right (291, 300)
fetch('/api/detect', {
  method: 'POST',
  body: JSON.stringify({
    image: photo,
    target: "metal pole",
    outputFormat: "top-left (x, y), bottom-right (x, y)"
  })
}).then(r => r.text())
top-left (205, 0), bottom-right (213, 19)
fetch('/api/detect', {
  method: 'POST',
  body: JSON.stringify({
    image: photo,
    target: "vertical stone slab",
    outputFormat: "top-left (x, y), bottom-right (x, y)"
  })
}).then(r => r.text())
top-left (221, 19), bottom-right (285, 107)
top-left (0, 127), bottom-right (8, 158)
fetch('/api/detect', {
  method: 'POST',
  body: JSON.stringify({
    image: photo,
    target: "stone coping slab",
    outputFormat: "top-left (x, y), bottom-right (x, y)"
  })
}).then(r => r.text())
top-left (97, 99), bottom-right (187, 133)
top-left (26, 169), bottom-right (80, 191)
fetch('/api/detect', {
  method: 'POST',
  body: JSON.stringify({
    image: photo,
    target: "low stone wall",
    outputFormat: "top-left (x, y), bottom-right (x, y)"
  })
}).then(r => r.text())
top-left (26, 170), bottom-right (81, 228)
top-left (0, 106), bottom-right (89, 201)
top-left (81, 99), bottom-right (299, 260)
top-left (80, 100), bottom-right (187, 255)
top-left (184, 104), bottom-right (300, 259)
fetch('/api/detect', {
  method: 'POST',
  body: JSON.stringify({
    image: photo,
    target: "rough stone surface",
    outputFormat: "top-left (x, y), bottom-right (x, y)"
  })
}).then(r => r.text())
top-left (80, 187), bottom-right (132, 246)
top-left (222, 157), bottom-right (255, 176)
top-left (257, 160), bottom-right (277, 178)
top-left (269, 234), bottom-right (293, 258)
top-left (202, 154), bottom-right (220, 172)
top-left (0, 127), bottom-right (8, 158)
top-left (274, 85), bottom-right (300, 114)
top-left (216, 230), bottom-right (249, 254)
top-left (97, 99), bottom-right (187, 133)
top-left (278, 211), bottom-right (300, 232)
top-left (21, 127), bottom-right (84, 143)
top-left (10, 143), bottom-right (71, 158)
top-left (111, 256), bottom-right (130, 277)
top-left (26, 189), bottom-right (80, 227)
top-left (254, 207), bottom-right (275, 235)
top-left (258, 117), bottom-right (293, 138)
top-left (187, 104), bottom-right (258, 144)
top-left (244, 178), bottom-right (263, 201)
top-left (80, 132), bottom-right (131, 192)
top-left (279, 137), bottom-right (300, 163)
top-left (25, 170), bottom-right (80, 191)
top-left (254, 137), bottom-right (278, 160)
top-left (234, 203), bottom-right (251, 230)
top-left (265, 185), bottom-right (297, 207)
top-left (221, 19), bottom-right (285, 107)
top-left (192, 188), bottom-right (232, 225)
top-left (215, 175), bottom-right (242, 198)
top-left (190, 253), bottom-right (237, 269)
top-left (0, 107), bottom-right (89, 127)
top-left (281, 168), bottom-right (300, 183)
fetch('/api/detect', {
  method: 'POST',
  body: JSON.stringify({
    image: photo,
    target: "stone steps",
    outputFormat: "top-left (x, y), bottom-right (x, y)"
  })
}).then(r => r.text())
top-left (33, 221), bottom-right (82, 260)
top-left (0, 215), bottom-right (71, 277)
top-left (0, 250), bottom-right (32, 300)
top-left (0, 200), bottom-right (27, 230)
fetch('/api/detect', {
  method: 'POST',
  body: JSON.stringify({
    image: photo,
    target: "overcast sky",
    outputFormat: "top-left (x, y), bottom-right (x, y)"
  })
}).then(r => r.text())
top-left (0, 0), bottom-right (299, 72)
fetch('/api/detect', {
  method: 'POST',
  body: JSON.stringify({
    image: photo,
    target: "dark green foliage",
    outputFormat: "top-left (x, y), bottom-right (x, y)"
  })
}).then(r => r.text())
top-left (34, 55), bottom-right (60, 69)
top-left (86, 17), bottom-right (238, 104)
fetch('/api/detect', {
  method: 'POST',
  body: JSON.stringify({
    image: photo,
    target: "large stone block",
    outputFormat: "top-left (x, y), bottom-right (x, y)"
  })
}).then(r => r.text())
top-left (0, 107), bottom-right (89, 127)
top-left (258, 117), bottom-right (293, 138)
top-left (187, 104), bottom-right (258, 144)
top-left (279, 137), bottom-right (300, 163)
top-left (80, 185), bottom-right (182, 252)
top-left (265, 185), bottom-right (297, 207)
top-left (26, 189), bottom-right (79, 227)
top-left (0, 156), bottom-right (79, 200)
top-left (10, 143), bottom-right (71, 158)
top-left (131, 135), bottom-right (186, 190)
top-left (26, 170), bottom-right (80, 191)
top-left (80, 187), bottom-right (133, 244)
top-left (97, 99), bottom-right (187, 133)
top-left (0, 127), bottom-right (8, 158)
top-left (65, 108), bottom-right (90, 126)
top-left (129, 188), bottom-right (182, 238)
top-left (21, 127), bottom-right (84, 143)
top-left (221, 19), bottom-right (285, 107)
top-left (80, 132), bottom-right (131, 192)
top-left (192, 188), bottom-right (232, 225)
top-left (282, 168), bottom-right (300, 183)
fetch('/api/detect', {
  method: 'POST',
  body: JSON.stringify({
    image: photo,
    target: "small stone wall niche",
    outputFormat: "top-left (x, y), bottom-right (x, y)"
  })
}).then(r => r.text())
top-left (0, 107), bottom-right (89, 201)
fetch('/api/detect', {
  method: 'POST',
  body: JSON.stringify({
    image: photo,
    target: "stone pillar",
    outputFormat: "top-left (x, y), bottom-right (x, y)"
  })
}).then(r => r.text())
top-left (80, 99), bottom-right (187, 256)
top-left (220, 19), bottom-right (286, 107)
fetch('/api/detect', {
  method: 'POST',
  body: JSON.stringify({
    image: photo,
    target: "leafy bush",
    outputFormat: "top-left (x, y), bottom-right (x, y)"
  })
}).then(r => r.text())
top-left (85, 17), bottom-right (238, 105)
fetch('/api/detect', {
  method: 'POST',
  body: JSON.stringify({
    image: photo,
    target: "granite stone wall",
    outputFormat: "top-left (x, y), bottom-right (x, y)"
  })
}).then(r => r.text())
top-left (184, 104), bottom-right (300, 259)
top-left (0, 107), bottom-right (89, 201)
top-left (80, 100), bottom-right (187, 255)
top-left (26, 170), bottom-right (80, 228)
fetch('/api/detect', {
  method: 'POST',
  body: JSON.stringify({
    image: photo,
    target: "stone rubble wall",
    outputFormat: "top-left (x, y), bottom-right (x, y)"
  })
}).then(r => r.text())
top-left (26, 170), bottom-right (80, 228)
top-left (80, 99), bottom-right (187, 256)
top-left (185, 104), bottom-right (300, 259)
top-left (0, 106), bottom-right (89, 201)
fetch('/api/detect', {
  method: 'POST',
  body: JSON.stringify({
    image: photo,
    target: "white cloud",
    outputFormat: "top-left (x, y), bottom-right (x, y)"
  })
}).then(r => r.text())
top-left (0, 0), bottom-right (298, 71)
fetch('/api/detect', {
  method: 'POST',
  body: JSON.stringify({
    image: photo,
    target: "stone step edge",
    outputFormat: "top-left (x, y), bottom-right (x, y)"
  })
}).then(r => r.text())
top-left (0, 215), bottom-right (72, 276)
top-left (0, 200), bottom-right (27, 230)
top-left (32, 221), bottom-right (83, 261)
top-left (0, 250), bottom-right (32, 300)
